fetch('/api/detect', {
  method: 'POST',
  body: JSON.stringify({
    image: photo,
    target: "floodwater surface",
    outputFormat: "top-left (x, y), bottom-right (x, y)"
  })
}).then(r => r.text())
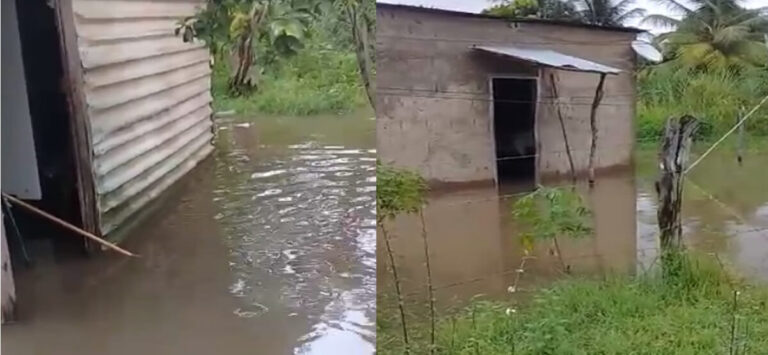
top-left (3, 111), bottom-right (376, 355)
top-left (378, 147), bottom-right (768, 310)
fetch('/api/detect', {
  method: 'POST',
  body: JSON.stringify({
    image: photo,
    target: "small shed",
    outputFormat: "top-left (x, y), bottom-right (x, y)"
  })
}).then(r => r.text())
top-left (2, 0), bottom-right (213, 242)
top-left (376, 3), bottom-right (643, 186)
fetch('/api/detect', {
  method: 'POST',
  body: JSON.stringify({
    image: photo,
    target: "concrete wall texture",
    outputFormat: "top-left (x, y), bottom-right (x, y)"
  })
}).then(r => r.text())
top-left (376, 5), bottom-right (637, 184)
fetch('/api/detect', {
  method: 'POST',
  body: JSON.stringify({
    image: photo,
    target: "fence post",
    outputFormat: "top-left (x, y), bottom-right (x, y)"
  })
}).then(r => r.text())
top-left (655, 115), bottom-right (698, 251)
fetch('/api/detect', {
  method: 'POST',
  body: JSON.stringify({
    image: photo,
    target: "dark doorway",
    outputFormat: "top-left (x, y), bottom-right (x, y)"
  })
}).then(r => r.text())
top-left (7, 0), bottom-right (85, 261)
top-left (491, 77), bottom-right (537, 185)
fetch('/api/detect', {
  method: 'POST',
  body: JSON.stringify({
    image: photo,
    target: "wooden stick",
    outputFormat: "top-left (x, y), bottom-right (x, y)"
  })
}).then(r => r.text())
top-left (549, 72), bottom-right (577, 184)
top-left (587, 73), bottom-right (607, 187)
top-left (2, 193), bottom-right (137, 257)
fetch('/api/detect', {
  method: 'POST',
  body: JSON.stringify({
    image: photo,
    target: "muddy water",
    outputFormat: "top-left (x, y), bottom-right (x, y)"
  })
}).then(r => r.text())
top-left (3, 111), bottom-right (376, 355)
top-left (378, 147), bottom-right (768, 310)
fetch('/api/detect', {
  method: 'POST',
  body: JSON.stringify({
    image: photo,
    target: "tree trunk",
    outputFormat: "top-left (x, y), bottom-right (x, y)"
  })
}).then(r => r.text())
top-left (587, 73), bottom-right (606, 186)
top-left (348, 5), bottom-right (375, 111)
top-left (655, 115), bottom-right (698, 252)
top-left (228, 2), bottom-right (267, 95)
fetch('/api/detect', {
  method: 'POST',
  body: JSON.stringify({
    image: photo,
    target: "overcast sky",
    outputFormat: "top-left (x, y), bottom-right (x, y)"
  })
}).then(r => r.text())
top-left (376, 0), bottom-right (768, 33)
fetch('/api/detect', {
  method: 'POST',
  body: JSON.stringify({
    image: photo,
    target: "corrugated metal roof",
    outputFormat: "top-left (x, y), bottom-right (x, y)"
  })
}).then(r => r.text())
top-left (473, 45), bottom-right (622, 74)
top-left (72, 0), bottom-right (214, 236)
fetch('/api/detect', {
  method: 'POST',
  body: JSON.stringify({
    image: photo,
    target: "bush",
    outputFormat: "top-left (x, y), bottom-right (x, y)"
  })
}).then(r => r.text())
top-left (212, 44), bottom-right (366, 116)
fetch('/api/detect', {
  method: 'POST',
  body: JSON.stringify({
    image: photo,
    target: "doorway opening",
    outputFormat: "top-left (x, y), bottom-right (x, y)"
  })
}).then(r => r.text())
top-left (5, 0), bottom-right (84, 263)
top-left (491, 77), bottom-right (537, 186)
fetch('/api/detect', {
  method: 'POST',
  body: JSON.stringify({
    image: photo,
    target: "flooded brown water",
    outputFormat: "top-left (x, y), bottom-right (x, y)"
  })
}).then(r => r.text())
top-left (378, 146), bottom-right (768, 310)
top-left (3, 110), bottom-right (376, 354)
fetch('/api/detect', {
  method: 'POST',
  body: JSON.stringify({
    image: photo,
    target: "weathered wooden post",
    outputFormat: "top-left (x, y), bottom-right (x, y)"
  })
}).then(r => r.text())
top-left (655, 115), bottom-right (698, 253)
top-left (549, 73), bottom-right (577, 184)
top-left (588, 73), bottom-right (607, 186)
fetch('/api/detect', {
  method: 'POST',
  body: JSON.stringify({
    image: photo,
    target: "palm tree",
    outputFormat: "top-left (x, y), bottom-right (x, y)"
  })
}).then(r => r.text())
top-left (642, 0), bottom-right (768, 70)
top-left (575, 0), bottom-right (647, 27)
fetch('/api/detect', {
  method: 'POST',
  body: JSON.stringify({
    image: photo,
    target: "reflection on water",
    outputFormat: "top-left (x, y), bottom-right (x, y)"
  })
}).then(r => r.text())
top-left (379, 148), bottom-right (768, 310)
top-left (215, 114), bottom-right (377, 354)
top-left (3, 111), bottom-right (376, 355)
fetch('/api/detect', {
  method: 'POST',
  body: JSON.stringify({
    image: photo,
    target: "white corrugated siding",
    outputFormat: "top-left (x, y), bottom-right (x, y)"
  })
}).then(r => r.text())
top-left (72, 0), bottom-right (214, 235)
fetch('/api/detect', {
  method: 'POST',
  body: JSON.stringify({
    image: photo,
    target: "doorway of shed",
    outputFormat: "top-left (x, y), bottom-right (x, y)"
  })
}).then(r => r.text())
top-left (491, 77), bottom-right (537, 185)
top-left (5, 0), bottom-right (85, 261)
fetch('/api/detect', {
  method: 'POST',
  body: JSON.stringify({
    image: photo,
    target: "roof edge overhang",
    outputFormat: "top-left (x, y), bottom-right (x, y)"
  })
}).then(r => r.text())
top-left (472, 45), bottom-right (622, 75)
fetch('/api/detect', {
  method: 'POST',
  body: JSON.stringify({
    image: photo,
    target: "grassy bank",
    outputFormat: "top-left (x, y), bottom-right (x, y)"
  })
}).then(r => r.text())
top-left (212, 45), bottom-right (366, 116)
top-left (636, 66), bottom-right (768, 142)
top-left (377, 254), bottom-right (768, 354)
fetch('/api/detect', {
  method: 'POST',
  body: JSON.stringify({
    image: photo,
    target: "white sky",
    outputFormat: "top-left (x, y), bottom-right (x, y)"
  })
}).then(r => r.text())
top-left (376, 0), bottom-right (768, 33)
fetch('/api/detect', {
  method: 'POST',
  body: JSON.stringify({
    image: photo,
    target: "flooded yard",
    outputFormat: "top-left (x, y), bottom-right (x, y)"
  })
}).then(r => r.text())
top-left (378, 146), bottom-right (768, 311)
top-left (3, 111), bottom-right (376, 354)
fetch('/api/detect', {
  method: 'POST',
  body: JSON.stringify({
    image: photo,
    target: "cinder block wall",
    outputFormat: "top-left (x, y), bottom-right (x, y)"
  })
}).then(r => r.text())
top-left (376, 5), bottom-right (637, 184)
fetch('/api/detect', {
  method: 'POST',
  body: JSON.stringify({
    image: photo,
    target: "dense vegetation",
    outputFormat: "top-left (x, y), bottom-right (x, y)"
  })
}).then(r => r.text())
top-left (180, 0), bottom-right (373, 115)
top-left (637, 65), bottom-right (768, 141)
top-left (378, 254), bottom-right (768, 354)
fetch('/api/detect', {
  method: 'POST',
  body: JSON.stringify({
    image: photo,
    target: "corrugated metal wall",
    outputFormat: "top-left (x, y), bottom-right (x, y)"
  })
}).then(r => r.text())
top-left (72, 0), bottom-right (214, 235)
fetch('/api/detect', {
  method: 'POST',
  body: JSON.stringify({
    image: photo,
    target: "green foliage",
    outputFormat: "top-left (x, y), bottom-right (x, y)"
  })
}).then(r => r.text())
top-left (511, 186), bottom-right (592, 251)
top-left (636, 65), bottom-right (768, 141)
top-left (483, 0), bottom-right (645, 26)
top-left (376, 162), bottom-right (428, 221)
top-left (484, 0), bottom-right (540, 18)
top-left (212, 42), bottom-right (365, 115)
top-left (377, 254), bottom-right (768, 354)
top-left (642, 0), bottom-right (768, 70)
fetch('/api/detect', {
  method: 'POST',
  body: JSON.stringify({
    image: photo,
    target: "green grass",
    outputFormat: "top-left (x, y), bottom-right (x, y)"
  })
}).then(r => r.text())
top-left (212, 46), bottom-right (366, 116)
top-left (377, 254), bottom-right (768, 354)
top-left (636, 66), bottom-right (768, 142)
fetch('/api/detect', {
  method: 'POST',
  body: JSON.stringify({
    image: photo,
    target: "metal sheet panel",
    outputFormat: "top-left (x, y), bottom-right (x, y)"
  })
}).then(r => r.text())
top-left (2, 0), bottom-right (42, 200)
top-left (473, 45), bottom-right (622, 74)
top-left (72, 0), bottom-right (213, 236)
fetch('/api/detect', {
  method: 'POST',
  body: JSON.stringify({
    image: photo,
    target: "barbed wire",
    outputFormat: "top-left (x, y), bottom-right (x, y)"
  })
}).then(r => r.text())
top-left (378, 85), bottom-right (636, 99)
top-left (377, 33), bottom-right (634, 46)
top-left (378, 90), bottom-right (634, 107)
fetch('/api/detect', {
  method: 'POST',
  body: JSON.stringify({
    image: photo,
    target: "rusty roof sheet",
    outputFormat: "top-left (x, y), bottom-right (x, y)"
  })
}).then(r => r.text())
top-left (473, 45), bottom-right (622, 75)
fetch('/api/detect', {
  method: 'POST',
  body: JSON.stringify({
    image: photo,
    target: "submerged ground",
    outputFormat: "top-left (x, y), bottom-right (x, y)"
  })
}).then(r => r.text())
top-left (3, 110), bottom-right (376, 354)
top-left (377, 143), bottom-right (768, 354)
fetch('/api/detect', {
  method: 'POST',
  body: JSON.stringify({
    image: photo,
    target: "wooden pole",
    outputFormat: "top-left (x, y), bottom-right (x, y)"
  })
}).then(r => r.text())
top-left (1, 193), bottom-right (137, 257)
top-left (737, 106), bottom-right (745, 166)
top-left (655, 115), bottom-right (698, 251)
top-left (549, 72), bottom-right (577, 184)
top-left (588, 73), bottom-right (607, 187)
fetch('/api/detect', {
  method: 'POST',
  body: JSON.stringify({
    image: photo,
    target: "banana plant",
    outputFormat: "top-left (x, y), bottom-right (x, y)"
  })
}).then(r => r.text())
top-left (178, 0), bottom-right (319, 95)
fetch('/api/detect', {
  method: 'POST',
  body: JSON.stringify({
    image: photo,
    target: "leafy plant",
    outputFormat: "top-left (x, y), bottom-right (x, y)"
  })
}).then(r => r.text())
top-left (511, 186), bottom-right (593, 272)
top-left (376, 162), bottom-right (440, 354)
top-left (376, 161), bottom-right (428, 221)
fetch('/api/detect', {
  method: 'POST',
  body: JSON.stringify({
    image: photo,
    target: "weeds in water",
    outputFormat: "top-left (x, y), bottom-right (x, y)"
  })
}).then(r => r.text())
top-left (376, 162), bottom-right (431, 354)
top-left (511, 186), bottom-right (593, 273)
